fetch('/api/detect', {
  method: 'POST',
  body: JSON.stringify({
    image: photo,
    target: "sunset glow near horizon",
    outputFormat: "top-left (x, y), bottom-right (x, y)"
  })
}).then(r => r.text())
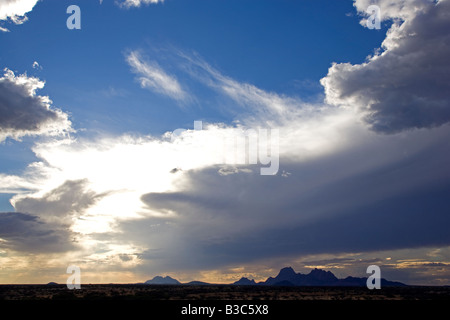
top-left (0, 0), bottom-right (450, 285)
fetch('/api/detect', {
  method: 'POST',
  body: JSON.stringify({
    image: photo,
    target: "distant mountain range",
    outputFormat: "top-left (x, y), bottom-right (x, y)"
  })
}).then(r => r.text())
top-left (143, 266), bottom-right (406, 287)
top-left (145, 276), bottom-right (180, 285)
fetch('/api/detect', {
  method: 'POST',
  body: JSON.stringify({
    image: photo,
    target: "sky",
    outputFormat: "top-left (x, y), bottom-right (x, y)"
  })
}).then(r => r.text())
top-left (0, 0), bottom-right (449, 285)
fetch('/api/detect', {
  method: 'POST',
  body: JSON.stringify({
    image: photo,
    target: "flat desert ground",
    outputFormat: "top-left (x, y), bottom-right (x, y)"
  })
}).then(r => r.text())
top-left (0, 284), bottom-right (449, 300)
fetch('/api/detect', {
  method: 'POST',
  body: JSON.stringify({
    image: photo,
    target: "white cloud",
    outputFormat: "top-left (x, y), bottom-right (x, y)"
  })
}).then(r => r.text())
top-left (177, 51), bottom-right (360, 162)
top-left (118, 0), bottom-right (164, 9)
top-left (126, 51), bottom-right (190, 103)
top-left (0, 0), bottom-right (39, 29)
top-left (354, 0), bottom-right (435, 23)
top-left (32, 61), bottom-right (42, 70)
top-left (0, 68), bottom-right (73, 142)
top-left (179, 52), bottom-right (302, 125)
top-left (217, 166), bottom-right (252, 176)
top-left (321, 0), bottom-right (450, 133)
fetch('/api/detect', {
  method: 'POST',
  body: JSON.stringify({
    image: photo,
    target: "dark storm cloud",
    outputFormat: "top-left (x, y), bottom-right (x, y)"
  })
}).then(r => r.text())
top-left (0, 211), bottom-right (76, 253)
top-left (321, 0), bottom-right (450, 133)
top-left (118, 125), bottom-right (450, 271)
top-left (210, 182), bottom-right (450, 262)
top-left (0, 180), bottom-right (107, 253)
top-left (0, 69), bottom-right (71, 141)
top-left (15, 179), bottom-right (107, 225)
top-left (0, 79), bottom-right (57, 130)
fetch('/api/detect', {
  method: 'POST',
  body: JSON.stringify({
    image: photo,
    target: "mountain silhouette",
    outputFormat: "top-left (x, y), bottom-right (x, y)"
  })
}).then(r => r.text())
top-left (233, 277), bottom-right (256, 285)
top-left (185, 281), bottom-right (211, 285)
top-left (265, 267), bottom-right (298, 285)
top-left (144, 276), bottom-right (180, 285)
top-left (262, 267), bottom-right (405, 287)
top-left (142, 267), bottom-right (406, 286)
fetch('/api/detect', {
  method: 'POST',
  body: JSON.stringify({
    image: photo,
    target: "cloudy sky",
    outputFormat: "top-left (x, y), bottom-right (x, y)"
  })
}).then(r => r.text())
top-left (0, 0), bottom-right (449, 285)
